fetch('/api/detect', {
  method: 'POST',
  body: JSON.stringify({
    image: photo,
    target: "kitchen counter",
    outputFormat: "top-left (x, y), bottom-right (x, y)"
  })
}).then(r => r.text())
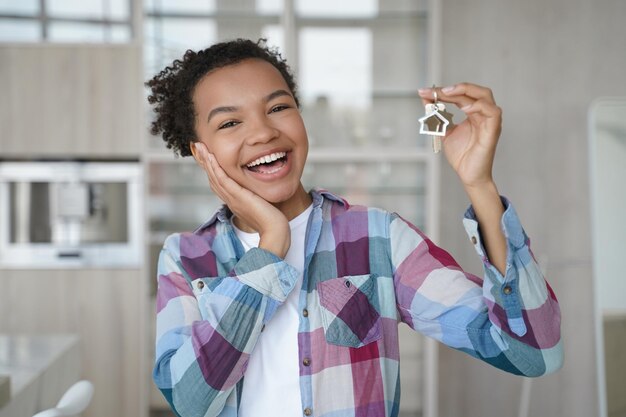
top-left (0, 334), bottom-right (80, 417)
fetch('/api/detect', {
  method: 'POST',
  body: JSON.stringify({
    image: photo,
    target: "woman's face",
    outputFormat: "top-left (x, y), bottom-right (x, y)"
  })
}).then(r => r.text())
top-left (192, 58), bottom-right (309, 207)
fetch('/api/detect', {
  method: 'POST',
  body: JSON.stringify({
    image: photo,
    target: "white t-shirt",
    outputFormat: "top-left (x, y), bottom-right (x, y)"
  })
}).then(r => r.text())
top-left (234, 204), bottom-right (312, 417)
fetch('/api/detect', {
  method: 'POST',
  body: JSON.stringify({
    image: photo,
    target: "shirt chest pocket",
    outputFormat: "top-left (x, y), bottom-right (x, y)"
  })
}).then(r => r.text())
top-left (317, 274), bottom-right (382, 348)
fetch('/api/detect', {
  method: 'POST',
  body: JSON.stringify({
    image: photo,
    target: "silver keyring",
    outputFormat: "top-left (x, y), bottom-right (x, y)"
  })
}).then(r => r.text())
top-left (433, 89), bottom-right (438, 103)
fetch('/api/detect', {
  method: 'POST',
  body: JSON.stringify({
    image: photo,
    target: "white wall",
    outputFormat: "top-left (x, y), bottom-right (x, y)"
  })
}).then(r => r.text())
top-left (436, 1), bottom-right (626, 416)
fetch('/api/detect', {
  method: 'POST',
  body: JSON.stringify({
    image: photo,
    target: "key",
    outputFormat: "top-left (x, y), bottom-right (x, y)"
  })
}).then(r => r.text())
top-left (419, 102), bottom-right (453, 154)
top-left (432, 135), bottom-right (442, 153)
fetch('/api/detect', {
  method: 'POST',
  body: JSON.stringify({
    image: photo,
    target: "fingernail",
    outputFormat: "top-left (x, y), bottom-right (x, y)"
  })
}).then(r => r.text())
top-left (198, 145), bottom-right (207, 158)
top-left (197, 144), bottom-right (209, 161)
top-left (442, 85), bottom-right (456, 93)
top-left (461, 104), bottom-right (472, 112)
top-left (418, 88), bottom-right (430, 94)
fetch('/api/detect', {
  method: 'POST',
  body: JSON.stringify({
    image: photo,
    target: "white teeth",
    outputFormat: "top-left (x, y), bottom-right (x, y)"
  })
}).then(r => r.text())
top-left (246, 152), bottom-right (286, 168)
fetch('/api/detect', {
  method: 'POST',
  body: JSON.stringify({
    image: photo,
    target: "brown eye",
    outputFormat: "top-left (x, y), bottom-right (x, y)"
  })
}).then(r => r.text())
top-left (269, 104), bottom-right (289, 113)
top-left (218, 120), bottom-right (239, 129)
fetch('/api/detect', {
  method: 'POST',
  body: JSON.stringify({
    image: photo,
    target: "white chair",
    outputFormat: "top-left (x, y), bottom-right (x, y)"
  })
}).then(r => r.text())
top-left (32, 380), bottom-right (94, 417)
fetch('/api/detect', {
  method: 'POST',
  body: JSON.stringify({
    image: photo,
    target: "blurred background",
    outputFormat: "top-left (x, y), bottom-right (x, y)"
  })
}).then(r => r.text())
top-left (0, 1), bottom-right (624, 417)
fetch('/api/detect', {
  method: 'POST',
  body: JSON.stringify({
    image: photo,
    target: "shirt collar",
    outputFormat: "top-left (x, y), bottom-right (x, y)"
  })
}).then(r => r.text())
top-left (194, 188), bottom-right (347, 233)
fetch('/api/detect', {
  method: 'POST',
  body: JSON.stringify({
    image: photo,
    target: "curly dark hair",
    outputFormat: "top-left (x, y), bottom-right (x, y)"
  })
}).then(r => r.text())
top-left (146, 38), bottom-right (300, 157)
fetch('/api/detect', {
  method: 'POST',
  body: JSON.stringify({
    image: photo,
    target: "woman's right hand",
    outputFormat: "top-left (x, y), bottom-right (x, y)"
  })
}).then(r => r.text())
top-left (192, 142), bottom-right (291, 259)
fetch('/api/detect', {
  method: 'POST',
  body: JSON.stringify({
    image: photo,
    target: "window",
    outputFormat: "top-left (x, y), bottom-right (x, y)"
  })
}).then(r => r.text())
top-left (0, 0), bottom-right (133, 42)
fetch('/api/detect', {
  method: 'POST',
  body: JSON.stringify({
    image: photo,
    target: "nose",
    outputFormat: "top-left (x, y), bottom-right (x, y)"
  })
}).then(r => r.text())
top-left (245, 115), bottom-right (279, 145)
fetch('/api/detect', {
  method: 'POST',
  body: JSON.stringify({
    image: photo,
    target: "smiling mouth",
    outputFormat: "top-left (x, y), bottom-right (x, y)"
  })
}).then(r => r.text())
top-left (245, 152), bottom-right (288, 174)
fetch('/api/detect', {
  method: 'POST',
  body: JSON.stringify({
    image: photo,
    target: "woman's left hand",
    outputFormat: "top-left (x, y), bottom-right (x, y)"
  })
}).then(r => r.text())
top-left (418, 83), bottom-right (502, 188)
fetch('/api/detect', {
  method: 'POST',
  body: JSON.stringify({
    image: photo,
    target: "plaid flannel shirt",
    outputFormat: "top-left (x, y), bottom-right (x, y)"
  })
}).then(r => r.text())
top-left (154, 189), bottom-right (563, 417)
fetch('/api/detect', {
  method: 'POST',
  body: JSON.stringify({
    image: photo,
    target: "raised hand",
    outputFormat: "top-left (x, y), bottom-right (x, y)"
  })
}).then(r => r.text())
top-left (420, 83), bottom-right (509, 273)
top-left (419, 83), bottom-right (502, 189)
top-left (192, 141), bottom-right (291, 259)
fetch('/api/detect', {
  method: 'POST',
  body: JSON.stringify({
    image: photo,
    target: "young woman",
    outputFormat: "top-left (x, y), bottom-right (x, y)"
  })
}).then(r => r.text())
top-left (147, 38), bottom-right (563, 417)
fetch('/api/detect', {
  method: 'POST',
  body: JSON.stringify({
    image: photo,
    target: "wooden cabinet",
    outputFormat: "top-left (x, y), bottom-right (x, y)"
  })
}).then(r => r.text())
top-left (0, 45), bottom-right (142, 158)
top-left (0, 269), bottom-right (147, 417)
top-left (0, 44), bottom-right (147, 416)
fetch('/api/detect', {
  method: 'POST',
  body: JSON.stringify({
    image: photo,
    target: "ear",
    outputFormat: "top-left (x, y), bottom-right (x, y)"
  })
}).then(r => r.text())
top-left (189, 141), bottom-right (203, 166)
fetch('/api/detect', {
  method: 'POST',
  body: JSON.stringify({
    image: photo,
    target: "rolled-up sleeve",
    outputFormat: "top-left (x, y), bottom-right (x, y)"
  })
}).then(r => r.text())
top-left (391, 198), bottom-right (563, 377)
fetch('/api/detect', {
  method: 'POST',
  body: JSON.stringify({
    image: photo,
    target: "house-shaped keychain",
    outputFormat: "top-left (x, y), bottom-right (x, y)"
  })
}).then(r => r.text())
top-left (418, 105), bottom-right (450, 136)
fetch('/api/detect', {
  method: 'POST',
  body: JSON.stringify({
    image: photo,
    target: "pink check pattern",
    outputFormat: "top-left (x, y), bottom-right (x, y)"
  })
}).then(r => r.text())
top-left (153, 189), bottom-right (563, 417)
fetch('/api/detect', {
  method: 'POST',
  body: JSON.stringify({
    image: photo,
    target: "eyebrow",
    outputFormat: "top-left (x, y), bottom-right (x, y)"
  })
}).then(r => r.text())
top-left (207, 106), bottom-right (238, 123)
top-left (206, 89), bottom-right (293, 123)
top-left (265, 89), bottom-right (292, 102)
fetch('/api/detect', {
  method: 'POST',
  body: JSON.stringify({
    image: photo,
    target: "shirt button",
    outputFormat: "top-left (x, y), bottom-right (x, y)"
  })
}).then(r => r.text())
top-left (503, 285), bottom-right (512, 295)
top-left (304, 408), bottom-right (312, 416)
top-left (471, 236), bottom-right (477, 245)
top-left (302, 308), bottom-right (309, 317)
top-left (302, 358), bottom-right (311, 366)
top-left (197, 281), bottom-right (204, 290)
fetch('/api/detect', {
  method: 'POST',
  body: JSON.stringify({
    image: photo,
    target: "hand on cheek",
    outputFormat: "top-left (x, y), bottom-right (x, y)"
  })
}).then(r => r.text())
top-left (191, 141), bottom-right (291, 259)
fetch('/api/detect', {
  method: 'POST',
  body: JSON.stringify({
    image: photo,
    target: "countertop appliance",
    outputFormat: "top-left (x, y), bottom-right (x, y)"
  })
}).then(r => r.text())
top-left (0, 161), bottom-right (142, 268)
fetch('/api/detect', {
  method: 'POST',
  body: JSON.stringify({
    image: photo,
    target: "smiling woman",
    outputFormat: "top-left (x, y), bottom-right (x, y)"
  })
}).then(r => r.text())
top-left (146, 38), bottom-right (562, 417)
